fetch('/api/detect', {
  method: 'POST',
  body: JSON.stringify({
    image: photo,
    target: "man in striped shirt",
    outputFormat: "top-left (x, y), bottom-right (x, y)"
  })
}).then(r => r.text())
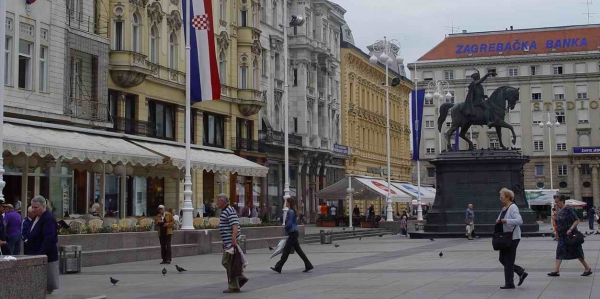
top-left (217, 193), bottom-right (248, 293)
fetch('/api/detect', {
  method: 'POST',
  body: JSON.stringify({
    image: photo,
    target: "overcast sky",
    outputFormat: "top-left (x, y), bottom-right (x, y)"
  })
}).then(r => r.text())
top-left (340, 0), bottom-right (596, 77)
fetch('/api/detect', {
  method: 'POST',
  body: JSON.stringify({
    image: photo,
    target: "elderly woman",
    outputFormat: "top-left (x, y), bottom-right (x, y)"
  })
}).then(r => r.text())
top-left (27, 196), bottom-right (59, 294)
top-left (548, 195), bottom-right (592, 277)
top-left (496, 188), bottom-right (528, 289)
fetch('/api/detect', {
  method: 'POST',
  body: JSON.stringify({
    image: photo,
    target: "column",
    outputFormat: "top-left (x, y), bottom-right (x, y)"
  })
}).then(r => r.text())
top-left (297, 162), bottom-right (304, 214)
top-left (120, 173), bottom-right (126, 218)
top-left (592, 164), bottom-right (600, 208)
top-left (574, 164), bottom-right (581, 201)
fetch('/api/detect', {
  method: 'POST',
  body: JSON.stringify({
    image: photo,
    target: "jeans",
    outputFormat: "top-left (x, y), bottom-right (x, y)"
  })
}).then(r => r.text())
top-left (159, 234), bottom-right (172, 262)
top-left (274, 231), bottom-right (312, 270)
top-left (589, 218), bottom-right (594, 230)
top-left (7, 234), bottom-right (21, 255)
top-left (498, 239), bottom-right (524, 286)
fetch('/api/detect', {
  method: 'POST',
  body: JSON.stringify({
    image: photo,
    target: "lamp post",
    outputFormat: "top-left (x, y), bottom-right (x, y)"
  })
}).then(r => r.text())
top-left (282, 5), bottom-right (305, 224)
top-left (424, 81), bottom-right (452, 153)
top-left (539, 112), bottom-right (560, 214)
top-left (347, 175), bottom-right (354, 228)
top-left (369, 37), bottom-right (403, 222)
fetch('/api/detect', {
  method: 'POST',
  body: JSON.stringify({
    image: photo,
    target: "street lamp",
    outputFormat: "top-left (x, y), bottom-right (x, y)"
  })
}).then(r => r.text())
top-left (369, 37), bottom-right (403, 222)
top-left (425, 80), bottom-right (452, 152)
top-left (282, 4), bottom-right (305, 224)
top-left (539, 112), bottom-right (560, 214)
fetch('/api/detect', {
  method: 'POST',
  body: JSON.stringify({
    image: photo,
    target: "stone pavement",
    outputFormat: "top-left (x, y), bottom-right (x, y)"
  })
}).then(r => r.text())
top-left (54, 230), bottom-right (600, 299)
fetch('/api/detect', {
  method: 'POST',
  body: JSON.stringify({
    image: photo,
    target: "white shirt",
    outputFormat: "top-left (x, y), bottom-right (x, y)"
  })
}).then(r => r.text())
top-left (31, 217), bottom-right (40, 232)
top-left (331, 207), bottom-right (337, 216)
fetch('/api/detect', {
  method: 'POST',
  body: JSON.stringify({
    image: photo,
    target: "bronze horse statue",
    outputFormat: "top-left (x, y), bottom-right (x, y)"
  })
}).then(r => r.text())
top-left (437, 86), bottom-right (520, 151)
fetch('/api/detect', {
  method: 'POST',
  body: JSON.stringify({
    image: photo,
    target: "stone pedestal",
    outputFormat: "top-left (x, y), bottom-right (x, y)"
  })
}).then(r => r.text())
top-left (0, 255), bottom-right (47, 299)
top-left (425, 150), bottom-right (539, 234)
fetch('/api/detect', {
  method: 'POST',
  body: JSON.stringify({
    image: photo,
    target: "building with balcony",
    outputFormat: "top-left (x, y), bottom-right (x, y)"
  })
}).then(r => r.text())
top-left (408, 24), bottom-right (600, 210)
top-left (340, 36), bottom-right (413, 215)
top-left (258, 0), bottom-right (348, 222)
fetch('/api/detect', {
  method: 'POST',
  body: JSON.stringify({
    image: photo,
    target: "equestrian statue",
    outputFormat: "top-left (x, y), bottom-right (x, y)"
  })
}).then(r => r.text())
top-left (437, 70), bottom-right (520, 151)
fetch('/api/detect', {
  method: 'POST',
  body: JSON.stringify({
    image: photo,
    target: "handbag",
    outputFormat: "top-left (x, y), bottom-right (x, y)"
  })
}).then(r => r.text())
top-left (566, 230), bottom-right (585, 246)
top-left (492, 204), bottom-right (516, 251)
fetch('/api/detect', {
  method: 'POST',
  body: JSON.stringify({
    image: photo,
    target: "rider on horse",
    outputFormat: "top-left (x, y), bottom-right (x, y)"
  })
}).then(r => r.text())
top-left (462, 70), bottom-right (497, 127)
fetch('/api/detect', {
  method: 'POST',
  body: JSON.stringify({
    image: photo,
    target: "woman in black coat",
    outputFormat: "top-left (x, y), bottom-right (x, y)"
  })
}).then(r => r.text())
top-left (28, 196), bottom-right (59, 294)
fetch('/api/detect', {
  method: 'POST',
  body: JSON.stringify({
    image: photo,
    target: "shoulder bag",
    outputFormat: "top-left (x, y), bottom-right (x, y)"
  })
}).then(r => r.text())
top-left (492, 204), bottom-right (516, 251)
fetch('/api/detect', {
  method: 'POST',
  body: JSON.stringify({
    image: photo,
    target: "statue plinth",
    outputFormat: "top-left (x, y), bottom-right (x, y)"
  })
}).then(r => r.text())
top-left (424, 149), bottom-right (539, 234)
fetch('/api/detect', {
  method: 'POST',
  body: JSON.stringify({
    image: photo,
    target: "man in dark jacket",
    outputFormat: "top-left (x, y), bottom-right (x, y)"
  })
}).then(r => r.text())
top-left (29, 196), bottom-right (59, 294)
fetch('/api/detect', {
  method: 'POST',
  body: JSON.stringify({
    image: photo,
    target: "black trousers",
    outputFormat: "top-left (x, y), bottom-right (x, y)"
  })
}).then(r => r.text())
top-left (159, 233), bottom-right (172, 262)
top-left (275, 231), bottom-right (312, 270)
top-left (498, 239), bottom-right (524, 286)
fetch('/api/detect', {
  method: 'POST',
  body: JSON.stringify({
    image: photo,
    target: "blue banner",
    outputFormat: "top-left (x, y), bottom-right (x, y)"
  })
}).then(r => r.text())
top-left (411, 89), bottom-right (425, 161)
top-left (454, 130), bottom-right (459, 151)
top-left (573, 147), bottom-right (600, 154)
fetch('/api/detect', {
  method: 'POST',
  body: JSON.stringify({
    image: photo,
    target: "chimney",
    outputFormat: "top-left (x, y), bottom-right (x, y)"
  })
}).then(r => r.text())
top-left (510, 26), bottom-right (513, 30)
top-left (462, 30), bottom-right (467, 33)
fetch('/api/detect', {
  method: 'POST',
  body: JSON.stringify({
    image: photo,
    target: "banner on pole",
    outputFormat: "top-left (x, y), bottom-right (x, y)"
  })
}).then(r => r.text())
top-left (454, 130), bottom-right (459, 151)
top-left (411, 89), bottom-right (425, 161)
top-left (182, 0), bottom-right (221, 102)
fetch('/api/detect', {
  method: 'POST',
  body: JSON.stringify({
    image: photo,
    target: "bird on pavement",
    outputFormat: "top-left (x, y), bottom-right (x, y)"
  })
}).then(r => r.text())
top-left (379, 234), bottom-right (383, 238)
top-left (175, 265), bottom-right (187, 273)
top-left (343, 228), bottom-right (345, 231)
top-left (162, 268), bottom-right (167, 276)
top-left (268, 246), bottom-right (274, 250)
top-left (110, 277), bottom-right (119, 286)
top-left (359, 237), bottom-right (362, 241)
top-left (429, 238), bottom-right (434, 241)
top-left (334, 244), bottom-right (340, 248)
top-left (439, 252), bottom-right (443, 258)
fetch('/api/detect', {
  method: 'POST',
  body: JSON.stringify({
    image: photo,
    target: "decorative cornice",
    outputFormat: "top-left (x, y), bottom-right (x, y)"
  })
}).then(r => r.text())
top-left (147, 2), bottom-right (165, 24)
top-left (167, 10), bottom-right (182, 32)
top-left (217, 31), bottom-right (230, 50)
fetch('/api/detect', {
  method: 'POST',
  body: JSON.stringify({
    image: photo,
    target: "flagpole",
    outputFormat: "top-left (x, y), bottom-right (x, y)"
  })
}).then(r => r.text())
top-left (0, 0), bottom-right (6, 206)
top-left (181, 0), bottom-right (194, 230)
top-left (281, 2), bottom-right (290, 225)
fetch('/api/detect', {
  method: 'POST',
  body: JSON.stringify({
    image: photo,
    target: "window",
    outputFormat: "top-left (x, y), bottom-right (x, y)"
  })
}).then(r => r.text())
top-left (260, 0), bottom-right (266, 22)
top-left (218, 51), bottom-right (226, 82)
top-left (70, 57), bottom-right (81, 99)
top-left (115, 21), bottom-right (124, 50)
top-left (169, 33), bottom-right (178, 70)
top-left (578, 107), bottom-right (589, 123)
top-left (293, 68), bottom-right (297, 86)
top-left (579, 134), bottom-right (591, 146)
top-left (532, 111), bottom-right (541, 125)
top-left (203, 113), bottom-right (225, 147)
top-left (575, 63), bottom-right (586, 73)
top-left (39, 46), bottom-right (47, 92)
top-left (444, 70), bottom-right (454, 80)
top-left (293, 117), bottom-right (298, 133)
top-left (558, 165), bottom-right (568, 176)
top-left (220, 0), bottom-right (227, 21)
top-left (427, 167), bottom-right (435, 178)
top-left (446, 122), bottom-right (451, 127)
top-left (424, 97), bottom-right (433, 105)
top-left (4, 37), bottom-right (12, 85)
top-left (489, 138), bottom-right (500, 149)
top-left (18, 40), bottom-right (33, 90)
top-left (41, 29), bottom-right (48, 41)
top-left (149, 26), bottom-right (158, 63)
top-left (261, 52), bottom-right (267, 76)
top-left (425, 120), bottom-right (434, 128)
top-left (531, 87), bottom-right (542, 101)
top-left (553, 86), bottom-right (564, 100)
top-left (535, 165), bottom-right (544, 176)
top-left (536, 182), bottom-right (545, 189)
top-left (423, 71), bottom-right (433, 80)
top-left (581, 164), bottom-right (592, 176)
top-left (576, 85), bottom-right (588, 99)
top-left (553, 64), bottom-right (563, 75)
top-left (19, 23), bottom-right (33, 37)
top-left (556, 111), bottom-right (565, 124)
top-left (5, 18), bottom-right (13, 31)
top-left (239, 66), bottom-right (248, 88)
top-left (253, 58), bottom-right (259, 88)
top-left (530, 65), bottom-right (540, 76)
top-left (508, 67), bottom-right (518, 77)
top-left (509, 111), bottom-right (521, 124)
top-left (148, 101), bottom-right (175, 139)
top-left (274, 104), bottom-right (281, 130)
top-left (132, 13), bottom-right (140, 52)
top-left (533, 138), bottom-right (544, 151)
top-left (240, 9), bottom-right (248, 27)
top-left (425, 139), bottom-right (435, 154)
top-left (556, 135), bottom-right (567, 151)
top-left (272, 1), bottom-right (278, 26)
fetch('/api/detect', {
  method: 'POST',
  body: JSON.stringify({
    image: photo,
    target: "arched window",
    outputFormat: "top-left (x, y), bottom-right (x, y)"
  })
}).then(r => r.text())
top-left (252, 57), bottom-right (259, 89)
top-left (132, 13), bottom-right (140, 52)
top-left (218, 51), bottom-right (226, 82)
top-left (150, 25), bottom-right (158, 63)
top-left (169, 32), bottom-right (178, 70)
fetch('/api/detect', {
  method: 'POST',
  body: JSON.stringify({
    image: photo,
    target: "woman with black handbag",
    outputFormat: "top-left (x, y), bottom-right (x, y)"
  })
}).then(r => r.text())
top-left (495, 188), bottom-right (528, 289)
top-left (548, 195), bottom-right (592, 277)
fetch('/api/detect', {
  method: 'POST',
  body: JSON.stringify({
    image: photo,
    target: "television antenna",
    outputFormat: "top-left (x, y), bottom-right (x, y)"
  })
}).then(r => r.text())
top-left (583, 0), bottom-right (596, 24)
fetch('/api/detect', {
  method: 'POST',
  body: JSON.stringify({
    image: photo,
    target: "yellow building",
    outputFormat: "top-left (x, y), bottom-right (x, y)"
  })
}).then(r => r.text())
top-left (95, 0), bottom-right (265, 217)
top-left (340, 39), bottom-right (413, 214)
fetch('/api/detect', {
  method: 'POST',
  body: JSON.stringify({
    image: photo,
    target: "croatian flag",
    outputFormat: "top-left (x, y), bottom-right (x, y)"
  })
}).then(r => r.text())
top-left (182, 0), bottom-right (221, 102)
top-left (26, 0), bottom-right (37, 4)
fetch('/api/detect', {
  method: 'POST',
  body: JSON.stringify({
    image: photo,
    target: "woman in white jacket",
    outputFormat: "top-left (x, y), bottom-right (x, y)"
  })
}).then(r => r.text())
top-left (496, 188), bottom-right (528, 289)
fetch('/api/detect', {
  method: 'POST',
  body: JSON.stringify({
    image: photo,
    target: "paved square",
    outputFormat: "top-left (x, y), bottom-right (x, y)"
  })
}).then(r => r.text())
top-left (54, 230), bottom-right (600, 299)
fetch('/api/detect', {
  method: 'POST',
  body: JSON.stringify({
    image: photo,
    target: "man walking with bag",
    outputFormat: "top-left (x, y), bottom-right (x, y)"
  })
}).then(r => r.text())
top-left (217, 193), bottom-right (248, 293)
top-left (465, 204), bottom-right (475, 240)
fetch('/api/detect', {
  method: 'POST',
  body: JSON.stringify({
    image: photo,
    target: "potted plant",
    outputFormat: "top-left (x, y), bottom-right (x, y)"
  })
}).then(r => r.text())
top-left (316, 216), bottom-right (336, 227)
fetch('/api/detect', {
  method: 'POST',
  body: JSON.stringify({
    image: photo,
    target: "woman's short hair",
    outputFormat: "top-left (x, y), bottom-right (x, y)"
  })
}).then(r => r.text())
top-left (499, 188), bottom-right (514, 202)
top-left (31, 195), bottom-right (47, 207)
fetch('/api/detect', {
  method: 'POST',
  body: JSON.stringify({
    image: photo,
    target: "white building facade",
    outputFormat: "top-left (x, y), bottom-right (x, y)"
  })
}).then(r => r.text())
top-left (409, 25), bottom-right (600, 208)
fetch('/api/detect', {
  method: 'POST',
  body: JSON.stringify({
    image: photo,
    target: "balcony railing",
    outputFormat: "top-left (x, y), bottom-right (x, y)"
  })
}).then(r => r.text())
top-left (112, 117), bottom-right (157, 137)
top-left (67, 7), bottom-right (100, 35)
top-left (65, 97), bottom-right (109, 122)
top-left (231, 137), bottom-right (265, 152)
top-left (259, 130), bottom-right (303, 147)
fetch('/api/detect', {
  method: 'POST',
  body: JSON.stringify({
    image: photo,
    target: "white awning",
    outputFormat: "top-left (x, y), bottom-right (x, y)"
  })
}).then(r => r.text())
top-left (317, 175), bottom-right (411, 202)
top-left (3, 123), bottom-right (163, 166)
top-left (392, 182), bottom-right (436, 203)
top-left (131, 141), bottom-right (268, 177)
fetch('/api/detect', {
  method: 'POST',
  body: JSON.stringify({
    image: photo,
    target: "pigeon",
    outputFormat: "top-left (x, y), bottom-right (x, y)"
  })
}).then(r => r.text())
top-left (175, 265), bottom-right (187, 273)
top-left (162, 268), bottom-right (167, 276)
top-left (429, 238), bottom-right (434, 241)
top-left (379, 234), bottom-right (383, 238)
top-left (334, 244), bottom-right (340, 248)
top-left (343, 228), bottom-right (345, 231)
top-left (110, 277), bottom-right (119, 286)
top-left (542, 234), bottom-right (545, 237)
top-left (439, 252), bottom-right (443, 258)
top-left (359, 237), bottom-right (362, 241)
top-left (268, 246), bottom-right (274, 251)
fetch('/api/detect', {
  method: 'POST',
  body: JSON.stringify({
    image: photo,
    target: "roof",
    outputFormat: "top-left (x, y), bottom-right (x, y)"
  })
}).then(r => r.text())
top-left (341, 41), bottom-right (413, 86)
top-left (418, 24), bottom-right (600, 61)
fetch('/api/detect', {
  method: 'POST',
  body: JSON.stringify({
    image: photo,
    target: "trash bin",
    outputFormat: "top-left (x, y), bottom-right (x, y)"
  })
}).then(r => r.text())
top-left (320, 229), bottom-right (332, 244)
top-left (59, 245), bottom-right (82, 274)
top-left (239, 235), bottom-right (247, 254)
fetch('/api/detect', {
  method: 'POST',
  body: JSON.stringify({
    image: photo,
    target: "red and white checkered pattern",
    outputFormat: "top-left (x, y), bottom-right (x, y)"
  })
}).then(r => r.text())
top-left (191, 14), bottom-right (210, 30)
